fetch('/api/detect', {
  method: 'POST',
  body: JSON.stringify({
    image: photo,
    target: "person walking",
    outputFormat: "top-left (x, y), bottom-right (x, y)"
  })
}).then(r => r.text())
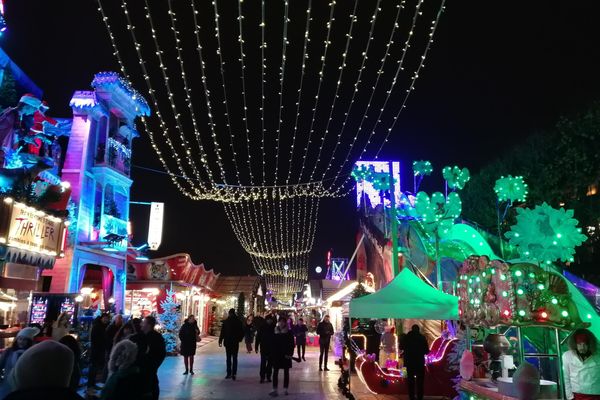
top-left (400, 324), bottom-right (430, 400)
top-left (87, 313), bottom-right (110, 391)
top-left (179, 315), bottom-right (200, 375)
top-left (101, 339), bottom-right (152, 400)
top-left (255, 315), bottom-right (275, 383)
top-left (218, 308), bottom-right (244, 380)
top-left (562, 328), bottom-right (600, 400)
top-left (293, 318), bottom-right (308, 361)
top-left (244, 315), bottom-right (256, 353)
top-left (316, 315), bottom-right (334, 371)
top-left (269, 317), bottom-right (295, 397)
top-left (129, 316), bottom-right (166, 400)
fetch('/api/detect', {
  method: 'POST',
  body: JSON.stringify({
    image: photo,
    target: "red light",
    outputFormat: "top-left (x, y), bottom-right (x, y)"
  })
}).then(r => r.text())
top-left (541, 312), bottom-right (548, 319)
top-left (503, 310), bottom-right (510, 317)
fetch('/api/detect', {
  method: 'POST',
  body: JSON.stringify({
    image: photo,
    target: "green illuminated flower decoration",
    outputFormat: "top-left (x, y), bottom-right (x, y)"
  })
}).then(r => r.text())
top-left (494, 175), bottom-right (528, 203)
top-left (413, 160), bottom-right (433, 177)
top-left (370, 171), bottom-right (395, 192)
top-left (442, 166), bottom-right (470, 190)
top-left (351, 165), bottom-right (372, 182)
top-left (505, 202), bottom-right (587, 263)
top-left (414, 191), bottom-right (462, 237)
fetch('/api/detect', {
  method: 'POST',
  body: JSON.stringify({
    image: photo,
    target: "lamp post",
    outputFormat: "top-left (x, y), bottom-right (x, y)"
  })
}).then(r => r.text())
top-left (389, 162), bottom-right (400, 277)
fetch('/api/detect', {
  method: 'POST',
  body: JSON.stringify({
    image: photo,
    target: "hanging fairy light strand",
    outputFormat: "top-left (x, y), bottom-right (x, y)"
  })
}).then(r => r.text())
top-left (190, 0), bottom-right (233, 184)
top-left (327, 0), bottom-right (425, 193)
top-left (165, 0), bottom-right (216, 186)
top-left (260, 0), bottom-right (267, 186)
top-left (373, 0), bottom-right (447, 158)
top-left (332, 0), bottom-right (446, 194)
top-left (296, 0), bottom-right (337, 185)
top-left (321, 0), bottom-right (404, 183)
top-left (285, 0), bottom-right (312, 186)
top-left (143, 0), bottom-right (207, 188)
top-left (236, 0), bottom-right (255, 185)
top-left (308, 0), bottom-right (379, 184)
top-left (273, 0), bottom-right (290, 186)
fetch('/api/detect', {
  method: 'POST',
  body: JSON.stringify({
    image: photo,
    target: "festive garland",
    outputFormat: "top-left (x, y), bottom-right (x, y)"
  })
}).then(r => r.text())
top-left (505, 202), bottom-right (587, 264)
top-left (494, 175), bottom-right (528, 203)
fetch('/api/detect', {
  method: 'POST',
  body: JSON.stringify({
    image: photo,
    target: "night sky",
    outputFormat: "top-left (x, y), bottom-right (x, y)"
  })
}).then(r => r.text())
top-left (3, 1), bottom-right (600, 277)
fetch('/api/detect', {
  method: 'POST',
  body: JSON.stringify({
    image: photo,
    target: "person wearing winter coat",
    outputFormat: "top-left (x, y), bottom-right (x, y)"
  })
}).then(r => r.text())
top-left (292, 318), bottom-right (308, 361)
top-left (218, 308), bottom-right (244, 380)
top-left (129, 316), bottom-right (166, 400)
top-left (105, 315), bottom-right (123, 373)
top-left (244, 315), bottom-right (256, 353)
top-left (3, 340), bottom-right (84, 400)
top-left (316, 315), bottom-right (334, 371)
top-left (113, 321), bottom-right (137, 345)
top-left (400, 325), bottom-right (430, 400)
top-left (0, 327), bottom-right (39, 398)
top-left (179, 315), bottom-right (200, 375)
top-left (562, 328), bottom-right (600, 400)
top-left (269, 317), bottom-right (295, 397)
top-left (255, 315), bottom-right (275, 383)
top-left (88, 313), bottom-right (110, 389)
top-left (101, 339), bottom-right (152, 400)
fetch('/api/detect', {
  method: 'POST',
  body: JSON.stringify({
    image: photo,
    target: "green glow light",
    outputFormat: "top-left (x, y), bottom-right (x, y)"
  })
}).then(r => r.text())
top-left (476, 277), bottom-right (480, 282)
top-left (515, 270), bottom-right (522, 277)
top-left (538, 284), bottom-right (545, 290)
top-left (502, 291), bottom-right (508, 297)
top-left (528, 273), bottom-right (535, 278)
top-left (551, 298), bottom-right (558, 305)
top-left (500, 274), bottom-right (507, 281)
top-left (517, 288), bottom-right (524, 295)
top-left (561, 310), bottom-right (569, 317)
top-left (494, 175), bottom-right (528, 202)
top-left (490, 268), bottom-right (495, 274)
top-left (518, 310), bottom-right (526, 317)
top-left (587, 314), bottom-right (592, 319)
top-left (482, 272), bottom-right (486, 277)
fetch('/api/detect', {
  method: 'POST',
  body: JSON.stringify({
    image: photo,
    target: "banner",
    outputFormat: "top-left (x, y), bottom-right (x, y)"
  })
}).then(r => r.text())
top-left (1, 201), bottom-right (65, 256)
top-left (147, 202), bottom-right (164, 250)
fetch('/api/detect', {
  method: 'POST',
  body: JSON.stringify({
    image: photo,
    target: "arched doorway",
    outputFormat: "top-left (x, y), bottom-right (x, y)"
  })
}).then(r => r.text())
top-left (78, 264), bottom-right (115, 311)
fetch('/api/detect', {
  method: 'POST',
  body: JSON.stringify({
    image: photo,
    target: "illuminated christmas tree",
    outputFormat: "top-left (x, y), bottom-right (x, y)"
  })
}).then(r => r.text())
top-left (158, 289), bottom-right (181, 354)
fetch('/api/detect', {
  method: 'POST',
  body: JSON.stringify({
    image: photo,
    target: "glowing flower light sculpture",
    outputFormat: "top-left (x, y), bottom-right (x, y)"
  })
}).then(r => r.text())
top-left (505, 202), bottom-right (587, 264)
top-left (442, 166), bottom-right (470, 190)
top-left (494, 175), bottom-right (528, 203)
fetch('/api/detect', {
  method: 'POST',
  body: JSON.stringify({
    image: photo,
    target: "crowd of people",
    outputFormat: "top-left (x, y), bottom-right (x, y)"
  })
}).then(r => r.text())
top-left (0, 313), bottom-right (167, 400)
top-left (216, 309), bottom-right (334, 397)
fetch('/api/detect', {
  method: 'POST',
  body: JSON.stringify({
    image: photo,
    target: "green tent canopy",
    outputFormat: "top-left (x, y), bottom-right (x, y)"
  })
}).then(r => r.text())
top-left (349, 268), bottom-right (459, 320)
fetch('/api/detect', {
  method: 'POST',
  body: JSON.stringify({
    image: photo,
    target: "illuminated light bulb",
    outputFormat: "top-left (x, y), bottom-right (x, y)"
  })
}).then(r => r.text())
top-left (537, 284), bottom-right (545, 290)
top-left (515, 270), bottom-right (522, 277)
top-left (517, 289), bottom-right (524, 295)
top-left (518, 310), bottom-right (526, 317)
top-left (540, 311), bottom-right (548, 319)
top-left (503, 310), bottom-right (510, 317)
top-left (502, 291), bottom-right (508, 297)
top-left (561, 310), bottom-right (569, 317)
top-left (551, 298), bottom-right (558, 305)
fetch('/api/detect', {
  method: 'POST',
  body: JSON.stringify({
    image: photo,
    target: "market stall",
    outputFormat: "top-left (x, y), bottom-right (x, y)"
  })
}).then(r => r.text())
top-left (127, 253), bottom-right (219, 335)
top-left (348, 267), bottom-right (459, 397)
top-left (457, 256), bottom-right (594, 400)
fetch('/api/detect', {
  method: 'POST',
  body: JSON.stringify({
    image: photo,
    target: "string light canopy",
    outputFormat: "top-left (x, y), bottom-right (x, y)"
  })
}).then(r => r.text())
top-left (97, 0), bottom-right (446, 296)
top-left (97, 0), bottom-right (446, 200)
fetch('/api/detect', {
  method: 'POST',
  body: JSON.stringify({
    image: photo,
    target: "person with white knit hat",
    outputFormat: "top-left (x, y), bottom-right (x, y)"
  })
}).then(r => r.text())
top-left (3, 340), bottom-right (83, 399)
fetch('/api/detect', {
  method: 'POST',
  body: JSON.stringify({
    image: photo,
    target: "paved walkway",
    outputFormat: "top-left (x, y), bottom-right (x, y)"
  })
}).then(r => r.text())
top-left (157, 340), bottom-right (392, 400)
